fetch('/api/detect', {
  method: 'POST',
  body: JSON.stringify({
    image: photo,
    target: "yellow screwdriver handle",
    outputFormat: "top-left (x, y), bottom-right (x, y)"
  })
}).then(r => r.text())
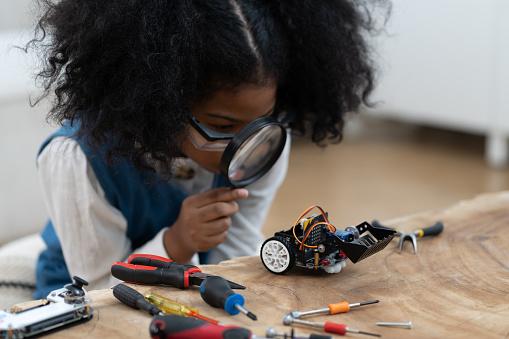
top-left (145, 293), bottom-right (197, 316)
top-left (145, 292), bottom-right (219, 324)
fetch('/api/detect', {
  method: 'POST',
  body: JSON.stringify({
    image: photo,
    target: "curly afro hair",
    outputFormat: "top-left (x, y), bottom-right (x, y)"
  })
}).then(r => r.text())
top-left (29, 0), bottom-right (389, 170)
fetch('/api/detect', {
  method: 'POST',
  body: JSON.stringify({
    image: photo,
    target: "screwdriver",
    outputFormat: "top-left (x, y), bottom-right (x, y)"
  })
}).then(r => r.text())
top-left (112, 283), bottom-right (163, 316)
top-left (266, 327), bottom-right (332, 339)
top-left (200, 276), bottom-right (257, 321)
top-left (283, 315), bottom-right (381, 337)
top-left (290, 299), bottom-right (379, 318)
top-left (150, 314), bottom-right (268, 339)
top-left (145, 292), bottom-right (219, 324)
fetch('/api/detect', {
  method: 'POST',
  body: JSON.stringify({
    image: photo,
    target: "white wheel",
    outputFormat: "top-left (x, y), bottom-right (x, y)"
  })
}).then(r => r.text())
top-left (260, 238), bottom-right (294, 274)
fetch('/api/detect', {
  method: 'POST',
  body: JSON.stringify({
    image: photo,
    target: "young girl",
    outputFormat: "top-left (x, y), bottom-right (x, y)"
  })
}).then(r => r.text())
top-left (30, 0), bottom-right (385, 298)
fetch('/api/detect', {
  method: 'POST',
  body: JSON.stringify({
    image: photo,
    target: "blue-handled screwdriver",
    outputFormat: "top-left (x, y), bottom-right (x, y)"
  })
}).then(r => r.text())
top-left (200, 276), bottom-right (257, 321)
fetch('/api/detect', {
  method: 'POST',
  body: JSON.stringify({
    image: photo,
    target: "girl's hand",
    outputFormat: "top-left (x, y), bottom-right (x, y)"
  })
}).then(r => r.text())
top-left (163, 187), bottom-right (249, 263)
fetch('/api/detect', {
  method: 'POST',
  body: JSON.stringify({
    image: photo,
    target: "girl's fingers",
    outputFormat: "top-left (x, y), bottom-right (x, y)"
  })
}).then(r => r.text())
top-left (198, 201), bottom-right (239, 221)
top-left (201, 217), bottom-right (232, 236)
top-left (189, 187), bottom-right (249, 208)
top-left (199, 231), bottom-right (229, 250)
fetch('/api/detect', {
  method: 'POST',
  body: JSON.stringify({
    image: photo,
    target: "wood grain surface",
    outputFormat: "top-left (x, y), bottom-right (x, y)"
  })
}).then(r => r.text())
top-left (43, 191), bottom-right (509, 338)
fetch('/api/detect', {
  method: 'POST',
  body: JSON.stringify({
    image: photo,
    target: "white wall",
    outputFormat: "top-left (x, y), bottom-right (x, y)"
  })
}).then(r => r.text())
top-left (0, 0), bottom-right (53, 244)
top-left (369, 0), bottom-right (509, 166)
top-left (0, 0), bottom-right (35, 31)
top-left (0, 100), bottom-right (53, 244)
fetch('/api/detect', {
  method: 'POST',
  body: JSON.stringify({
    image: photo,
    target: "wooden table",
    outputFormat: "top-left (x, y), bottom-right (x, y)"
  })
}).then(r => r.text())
top-left (44, 192), bottom-right (509, 338)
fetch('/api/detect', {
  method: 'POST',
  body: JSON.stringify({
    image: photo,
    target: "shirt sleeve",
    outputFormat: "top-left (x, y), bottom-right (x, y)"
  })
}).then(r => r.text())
top-left (37, 137), bottom-right (132, 290)
top-left (132, 228), bottom-right (200, 265)
top-left (206, 133), bottom-right (291, 264)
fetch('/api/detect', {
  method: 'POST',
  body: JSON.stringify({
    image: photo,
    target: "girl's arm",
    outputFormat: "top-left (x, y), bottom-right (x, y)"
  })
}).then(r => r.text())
top-left (206, 133), bottom-right (291, 264)
top-left (37, 137), bottom-right (172, 289)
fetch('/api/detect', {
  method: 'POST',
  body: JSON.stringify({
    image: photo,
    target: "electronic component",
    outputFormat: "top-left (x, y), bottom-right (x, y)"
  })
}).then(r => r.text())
top-left (0, 276), bottom-right (93, 338)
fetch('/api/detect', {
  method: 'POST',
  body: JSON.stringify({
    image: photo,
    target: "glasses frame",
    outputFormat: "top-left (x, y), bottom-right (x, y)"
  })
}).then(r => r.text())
top-left (188, 111), bottom-right (291, 187)
top-left (189, 110), bottom-right (294, 142)
top-left (189, 117), bottom-right (235, 142)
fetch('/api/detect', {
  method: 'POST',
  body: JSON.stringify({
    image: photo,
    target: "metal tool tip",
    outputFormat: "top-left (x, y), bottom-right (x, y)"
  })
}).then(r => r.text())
top-left (246, 311), bottom-right (257, 321)
top-left (289, 311), bottom-right (301, 319)
top-left (282, 314), bottom-right (294, 325)
top-left (266, 327), bottom-right (278, 338)
top-left (359, 331), bottom-right (382, 337)
top-left (360, 299), bottom-right (380, 306)
top-left (228, 281), bottom-right (246, 290)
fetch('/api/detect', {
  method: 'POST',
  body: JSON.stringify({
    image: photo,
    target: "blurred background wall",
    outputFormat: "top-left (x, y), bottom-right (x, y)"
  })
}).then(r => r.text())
top-left (264, 0), bottom-right (509, 234)
top-left (0, 0), bottom-right (53, 244)
top-left (0, 0), bottom-right (33, 30)
top-left (0, 0), bottom-right (508, 245)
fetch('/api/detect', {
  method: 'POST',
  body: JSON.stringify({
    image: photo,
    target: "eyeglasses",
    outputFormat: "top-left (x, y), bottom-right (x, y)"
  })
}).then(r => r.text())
top-left (188, 111), bottom-right (293, 151)
top-left (187, 113), bottom-right (290, 187)
top-left (188, 117), bottom-right (235, 151)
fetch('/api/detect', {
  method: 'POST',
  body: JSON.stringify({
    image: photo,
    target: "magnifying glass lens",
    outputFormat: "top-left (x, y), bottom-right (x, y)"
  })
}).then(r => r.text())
top-left (227, 124), bottom-right (285, 185)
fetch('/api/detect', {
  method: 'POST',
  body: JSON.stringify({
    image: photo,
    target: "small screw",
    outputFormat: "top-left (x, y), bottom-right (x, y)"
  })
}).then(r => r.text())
top-left (376, 321), bottom-right (412, 329)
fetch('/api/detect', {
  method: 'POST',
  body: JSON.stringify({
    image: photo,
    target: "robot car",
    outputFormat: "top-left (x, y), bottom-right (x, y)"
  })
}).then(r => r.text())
top-left (260, 206), bottom-right (396, 274)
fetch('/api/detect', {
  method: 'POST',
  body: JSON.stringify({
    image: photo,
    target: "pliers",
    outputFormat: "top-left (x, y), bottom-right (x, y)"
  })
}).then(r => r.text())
top-left (372, 221), bottom-right (444, 254)
top-left (111, 254), bottom-right (245, 290)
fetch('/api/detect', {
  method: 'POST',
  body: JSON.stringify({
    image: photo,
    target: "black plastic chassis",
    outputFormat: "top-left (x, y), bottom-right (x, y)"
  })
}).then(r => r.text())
top-left (272, 221), bottom-right (396, 270)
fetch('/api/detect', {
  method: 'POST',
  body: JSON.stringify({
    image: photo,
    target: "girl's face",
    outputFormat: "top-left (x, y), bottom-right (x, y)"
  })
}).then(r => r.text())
top-left (181, 82), bottom-right (277, 173)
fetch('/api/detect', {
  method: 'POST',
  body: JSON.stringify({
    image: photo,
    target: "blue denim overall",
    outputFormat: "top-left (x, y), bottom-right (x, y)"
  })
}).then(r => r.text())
top-left (34, 122), bottom-right (227, 298)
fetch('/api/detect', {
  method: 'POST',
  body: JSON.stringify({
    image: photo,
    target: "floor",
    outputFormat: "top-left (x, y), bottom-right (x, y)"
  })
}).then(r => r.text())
top-left (262, 116), bottom-right (509, 236)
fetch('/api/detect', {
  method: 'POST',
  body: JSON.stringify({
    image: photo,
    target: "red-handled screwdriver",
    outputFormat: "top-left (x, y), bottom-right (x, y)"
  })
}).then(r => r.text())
top-left (283, 315), bottom-right (381, 337)
top-left (149, 315), bottom-right (332, 339)
top-left (149, 314), bottom-right (264, 339)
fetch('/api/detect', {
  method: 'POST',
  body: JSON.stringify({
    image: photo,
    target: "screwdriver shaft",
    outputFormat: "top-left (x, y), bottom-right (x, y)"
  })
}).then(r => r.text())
top-left (284, 316), bottom-right (381, 337)
top-left (292, 308), bottom-right (329, 318)
top-left (346, 327), bottom-right (381, 337)
top-left (350, 299), bottom-right (379, 309)
top-left (235, 304), bottom-right (258, 321)
top-left (291, 299), bottom-right (379, 318)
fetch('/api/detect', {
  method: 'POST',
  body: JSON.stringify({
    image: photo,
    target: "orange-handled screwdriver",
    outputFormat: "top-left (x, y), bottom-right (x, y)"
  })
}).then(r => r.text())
top-left (283, 315), bottom-right (381, 337)
top-left (290, 299), bottom-right (379, 319)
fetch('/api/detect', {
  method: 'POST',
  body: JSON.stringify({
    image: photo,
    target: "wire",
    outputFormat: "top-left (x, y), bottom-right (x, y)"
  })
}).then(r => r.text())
top-left (292, 205), bottom-right (330, 226)
top-left (291, 205), bottom-right (336, 250)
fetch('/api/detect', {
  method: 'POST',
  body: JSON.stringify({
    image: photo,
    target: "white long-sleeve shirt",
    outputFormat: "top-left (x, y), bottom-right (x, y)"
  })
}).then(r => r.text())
top-left (37, 135), bottom-right (290, 290)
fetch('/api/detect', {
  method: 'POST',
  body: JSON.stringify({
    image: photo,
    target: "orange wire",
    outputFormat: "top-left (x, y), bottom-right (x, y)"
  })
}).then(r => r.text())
top-left (292, 205), bottom-right (330, 226)
top-left (291, 205), bottom-right (336, 250)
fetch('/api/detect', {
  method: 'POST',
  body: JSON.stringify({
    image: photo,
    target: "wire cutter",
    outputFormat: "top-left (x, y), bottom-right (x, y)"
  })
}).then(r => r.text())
top-left (111, 254), bottom-right (245, 290)
top-left (372, 221), bottom-right (444, 254)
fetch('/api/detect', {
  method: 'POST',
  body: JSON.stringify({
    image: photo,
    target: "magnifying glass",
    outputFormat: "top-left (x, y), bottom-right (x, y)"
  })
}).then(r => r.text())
top-left (189, 116), bottom-right (287, 187)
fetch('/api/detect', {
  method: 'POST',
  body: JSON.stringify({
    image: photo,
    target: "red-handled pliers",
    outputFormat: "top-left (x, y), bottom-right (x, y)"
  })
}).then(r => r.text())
top-left (111, 254), bottom-right (245, 290)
